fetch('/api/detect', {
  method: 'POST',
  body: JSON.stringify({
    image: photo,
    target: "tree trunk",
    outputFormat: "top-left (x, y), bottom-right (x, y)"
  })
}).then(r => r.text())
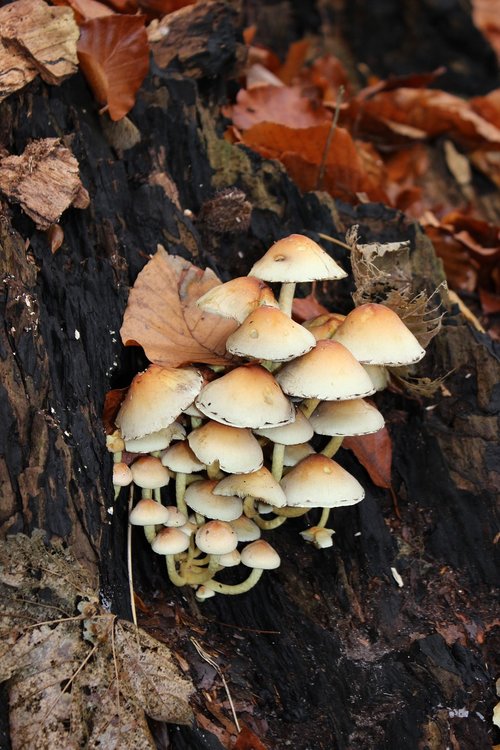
top-left (0, 2), bottom-right (498, 749)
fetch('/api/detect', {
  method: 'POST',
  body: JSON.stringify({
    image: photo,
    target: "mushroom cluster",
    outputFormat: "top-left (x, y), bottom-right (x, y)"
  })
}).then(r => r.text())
top-left (109, 234), bottom-right (426, 599)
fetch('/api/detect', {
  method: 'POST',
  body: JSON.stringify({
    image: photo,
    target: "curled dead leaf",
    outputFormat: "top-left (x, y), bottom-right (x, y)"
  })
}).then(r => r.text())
top-left (343, 427), bottom-right (392, 489)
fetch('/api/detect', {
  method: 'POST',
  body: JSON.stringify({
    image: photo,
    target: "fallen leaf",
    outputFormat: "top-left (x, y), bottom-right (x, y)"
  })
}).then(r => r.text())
top-left (120, 246), bottom-right (238, 367)
top-left (226, 85), bottom-right (331, 130)
top-left (77, 15), bottom-right (149, 121)
top-left (292, 291), bottom-right (330, 322)
top-left (232, 725), bottom-right (269, 750)
top-left (53, 0), bottom-right (115, 22)
top-left (46, 223), bottom-right (65, 253)
top-left (343, 426), bottom-right (392, 489)
top-left (276, 39), bottom-right (310, 85)
top-left (470, 88), bottom-right (500, 129)
top-left (103, 387), bottom-right (128, 433)
top-left (0, 138), bottom-right (90, 229)
top-left (472, 0), bottom-right (500, 60)
top-left (0, 0), bottom-right (79, 94)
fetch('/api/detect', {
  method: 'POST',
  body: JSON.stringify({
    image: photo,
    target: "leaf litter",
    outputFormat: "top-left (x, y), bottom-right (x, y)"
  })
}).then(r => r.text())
top-left (0, 532), bottom-right (194, 750)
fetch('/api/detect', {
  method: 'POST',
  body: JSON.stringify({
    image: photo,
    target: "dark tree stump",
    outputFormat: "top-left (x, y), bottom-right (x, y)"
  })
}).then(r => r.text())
top-left (0, 2), bottom-right (498, 749)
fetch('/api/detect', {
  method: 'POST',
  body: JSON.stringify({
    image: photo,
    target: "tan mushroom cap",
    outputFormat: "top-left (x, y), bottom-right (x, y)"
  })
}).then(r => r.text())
top-left (280, 454), bottom-right (365, 508)
top-left (283, 442), bottom-right (316, 467)
top-left (125, 422), bottom-right (186, 453)
top-left (188, 421), bottom-right (263, 474)
top-left (333, 303), bottom-right (426, 366)
top-left (116, 364), bottom-right (203, 440)
top-left (230, 515), bottom-right (261, 542)
top-left (240, 540), bottom-right (280, 570)
top-left (303, 312), bottom-right (346, 341)
top-left (113, 462), bottom-right (133, 487)
top-left (152, 527), bottom-right (190, 555)
top-left (130, 456), bottom-right (170, 489)
top-left (217, 549), bottom-right (241, 567)
top-left (310, 398), bottom-right (385, 436)
top-left (248, 234), bottom-right (347, 283)
top-left (164, 506), bottom-right (188, 527)
top-left (214, 467), bottom-right (287, 508)
top-left (226, 306), bottom-right (316, 362)
top-left (129, 498), bottom-right (170, 526)
top-left (276, 340), bottom-right (375, 401)
top-left (254, 407), bottom-right (313, 445)
top-left (363, 364), bottom-right (389, 392)
top-left (185, 480), bottom-right (243, 521)
top-left (196, 276), bottom-right (279, 323)
top-left (195, 520), bottom-right (238, 554)
top-left (195, 365), bottom-right (294, 429)
top-left (161, 440), bottom-right (205, 473)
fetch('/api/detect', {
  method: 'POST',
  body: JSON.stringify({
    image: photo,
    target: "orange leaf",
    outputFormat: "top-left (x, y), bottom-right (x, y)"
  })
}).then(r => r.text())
top-left (292, 291), bottom-right (330, 322)
top-left (226, 85), bottom-right (330, 130)
top-left (77, 15), bottom-right (149, 121)
top-left (103, 387), bottom-right (127, 433)
top-left (52, 0), bottom-right (114, 22)
top-left (120, 247), bottom-right (238, 367)
top-left (232, 725), bottom-right (269, 750)
top-left (277, 39), bottom-right (310, 85)
top-left (343, 427), bottom-right (392, 489)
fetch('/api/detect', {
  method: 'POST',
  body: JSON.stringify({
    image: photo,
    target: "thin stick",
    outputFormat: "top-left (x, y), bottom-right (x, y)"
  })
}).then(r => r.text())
top-left (316, 85), bottom-right (345, 190)
top-left (127, 485), bottom-right (138, 627)
top-left (190, 637), bottom-right (241, 733)
top-left (317, 232), bottom-right (351, 251)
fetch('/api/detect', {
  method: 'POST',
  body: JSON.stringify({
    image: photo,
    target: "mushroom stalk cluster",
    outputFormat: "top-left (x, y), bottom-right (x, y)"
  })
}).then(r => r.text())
top-left (110, 234), bottom-right (426, 600)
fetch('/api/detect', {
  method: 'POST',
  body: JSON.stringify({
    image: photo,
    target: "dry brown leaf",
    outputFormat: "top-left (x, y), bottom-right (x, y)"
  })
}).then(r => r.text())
top-left (0, 138), bottom-right (90, 229)
top-left (226, 85), bottom-right (331, 130)
top-left (343, 427), bottom-right (392, 489)
top-left (120, 246), bottom-right (237, 367)
top-left (0, 0), bottom-right (79, 88)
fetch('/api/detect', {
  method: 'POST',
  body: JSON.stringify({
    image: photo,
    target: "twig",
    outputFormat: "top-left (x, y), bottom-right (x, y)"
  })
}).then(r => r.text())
top-left (317, 232), bottom-right (351, 251)
top-left (316, 85), bottom-right (345, 190)
top-left (127, 485), bottom-right (138, 627)
top-left (190, 637), bottom-right (241, 733)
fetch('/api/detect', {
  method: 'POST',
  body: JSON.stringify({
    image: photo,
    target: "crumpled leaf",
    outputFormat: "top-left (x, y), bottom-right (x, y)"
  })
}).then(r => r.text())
top-left (0, 0), bottom-right (79, 100)
top-left (120, 246), bottom-right (237, 367)
top-left (343, 427), bottom-right (392, 489)
top-left (0, 532), bottom-right (194, 750)
top-left (77, 15), bottom-right (149, 121)
top-left (0, 138), bottom-right (90, 229)
top-left (226, 85), bottom-right (330, 130)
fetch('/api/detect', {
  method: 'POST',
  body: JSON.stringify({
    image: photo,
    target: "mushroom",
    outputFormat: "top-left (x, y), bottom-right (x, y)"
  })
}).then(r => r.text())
top-left (225, 305), bottom-right (315, 362)
top-left (188, 420), bottom-right (263, 475)
top-left (196, 276), bottom-right (279, 323)
top-left (253, 407), bottom-right (314, 480)
top-left (203, 540), bottom-right (281, 596)
top-left (280, 454), bottom-right (364, 508)
top-left (124, 421), bottom-right (186, 453)
top-left (129, 497), bottom-right (170, 543)
top-left (161, 440), bottom-right (205, 516)
top-left (151, 527), bottom-right (191, 587)
top-left (310, 398), bottom-right (385, 458)
top-left (185, 480), bottom-right (243, 522)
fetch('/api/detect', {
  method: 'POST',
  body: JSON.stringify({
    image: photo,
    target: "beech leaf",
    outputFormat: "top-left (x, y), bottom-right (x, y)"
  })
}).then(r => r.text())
top-left (343, 427), bottom-right (392, 489)
top-left (77, 15), bottom-right (149, 121)
top-left (120, 246), bottom-right (237, 367)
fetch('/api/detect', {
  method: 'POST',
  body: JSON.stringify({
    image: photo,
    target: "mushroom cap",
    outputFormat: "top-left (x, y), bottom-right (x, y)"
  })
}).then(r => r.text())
top-left (226, 306), bottom-right (316, 362)
top-left (161, 440), bottom-right (205, 473)
top-left (303, 312), bottom-right (346, 341)
top-left (363, 364), bottom-right (389, 392)
top-left (196, 276), bottom-right (279, 323)
top-left (185, 480), bottom-right (243, 521)
top-left (106, 430), bottom-right (125, 453)
top-left (183, 402), bottom-right (204, 418)
top-left (248, 234), bottom-right (347, 283)
top-left (310, 398), bottom-right (385, 436)
top-left (283, 442), bottom-right (316, 467)
top-left (164, 506), bottom-right (188, 527)
top-left (276, 340), bottom-right (375, 401)
top-left (188, 421), bottom-right (263, 474)
top-left (195, 585), bottom-right (216, 600)
top-left (214, 467), bottom-right (287, 508)
top-left (333, 303), bottom-right (426, 366)
top-left (195, 365), bottom-right (295, 429)
top-left (195, 520), bottom-right (238, 554)
top-left (152, 527), bottom-right (190, 555)
top-left (129, 498), bottom-right (170, 526)
top-left (116, 365), bottom-right (203, 440)
top-left (253, 407), bottom-right (313, 445)
top-left (125, 422), bottom-right (186, 453)
top-left (300, 526), bottom-right (335, 549)
top-left (217, 549), bottom-right (241, 567)
top-left (240, 540), bottom-right (280, 570)
top-left (130, 456), bottom-right (170, 489)
top-left (230, 515), bottom-right (261, 542)
top-left (280, 454), bottom-right (365, 508)
top-left (113, 462), bottom-right (133, 487)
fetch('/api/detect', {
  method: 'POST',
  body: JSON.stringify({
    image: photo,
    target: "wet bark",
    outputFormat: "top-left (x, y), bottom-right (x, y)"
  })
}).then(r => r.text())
top-left (0, 2), bottom-right (498, 749)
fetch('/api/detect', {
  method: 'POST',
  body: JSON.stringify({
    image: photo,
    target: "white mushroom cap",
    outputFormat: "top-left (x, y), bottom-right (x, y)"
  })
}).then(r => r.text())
top-left (185, 480), bottom-right (243, 521)
top-left (195, 585), bottom-right (216, 600)
top-left (333, 303), bottom-right (426, 366)
top-left (310, 398), bottom-right (385, 436)
top-left (151, 527), bottom-right (190, 555)
top-left (107, 430), bottom-right (125, 453)
top-left (129, 498), bottom-right (170, 526)
top-left (183, 402), bottom-right (204, 418)
top-left (195, 365), bottom-right (294, 429)
top-left (217, 549), bottom-right (241, 567)
top-left (179, 518), bottom-right (198, 537)
top-left (125, 422), bottom-right (186, 453)
top-left (113, 462), bottom-right (133, 487)
top-left (280, 454), bottom-right (365, 508)
top-left (130, 456), bottom-right (170, 489)
top-left (195, 520), bottom-right (238, 554)
top-left (230, 515), bottom-right (261, 542)
top-left (188, 420), bottom-right (263, 474)
top-left (240, 540), bottom-right (280, 569)
top-left (276, 340), bottom-right (375, 400)
top-left (226, 306), bottom-right (315, 362)
top-left (161, 440), bottom-right (205, 473)
top-left (254, 407), bottom-right (313, 445)
top-left (214, 467), bottom-right (287, 507)
top-left (196, 276), bottom-right (279, 323)
top-left (363, 364), bottom-right (389, 391)
top-left (248, 234), bottom-right (347, 283)
top-left (116, 365), bottom-right (203, 440)
top-left (300, 526), bottom-right (335, 548)
top-left (164, 506), bottom-right (188, 527)
top-left (283, 442), bottom-right (316, 467)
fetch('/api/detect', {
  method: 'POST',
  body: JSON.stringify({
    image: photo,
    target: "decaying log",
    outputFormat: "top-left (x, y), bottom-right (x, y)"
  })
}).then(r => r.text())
top-left (0, 2), bottom-right (498, 749)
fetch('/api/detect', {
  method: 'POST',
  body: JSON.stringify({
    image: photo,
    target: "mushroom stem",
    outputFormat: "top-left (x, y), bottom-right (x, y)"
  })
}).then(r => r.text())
top-left (179, 554), bottom-right (220, 585)
top-left (203, 567), bottom-right (264, 595)
top-left (278, 282), bottom-right (296, 317)
top-left (243, 496), bottom-right (257, 518)
top-left (253, 514), bottom-right (287, 530)
top-left (166, 554), bottom-right (187, 587)
top-left (144, 487), bottom-right (160, 544)
top-left (301, 398), bottom-right (320, 418)
top-left (175, 472), bottom-right (189, 517)
top-left (207, 460), bottom-right (222, 480)
top-left (113, 450), bottom-right (123, 499)
top-left (317, 507), bottom-right (331, 529)
top-left (273, 506), bottom-right (310, 518)
top-left (191, 416), bottom-right (202, 430)
top-left (321, 436), bottom-right (344, 458)
top-left (126, 485), bottom-right (138, 627)
top-left (271, 443), bottom-right (286, 481)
